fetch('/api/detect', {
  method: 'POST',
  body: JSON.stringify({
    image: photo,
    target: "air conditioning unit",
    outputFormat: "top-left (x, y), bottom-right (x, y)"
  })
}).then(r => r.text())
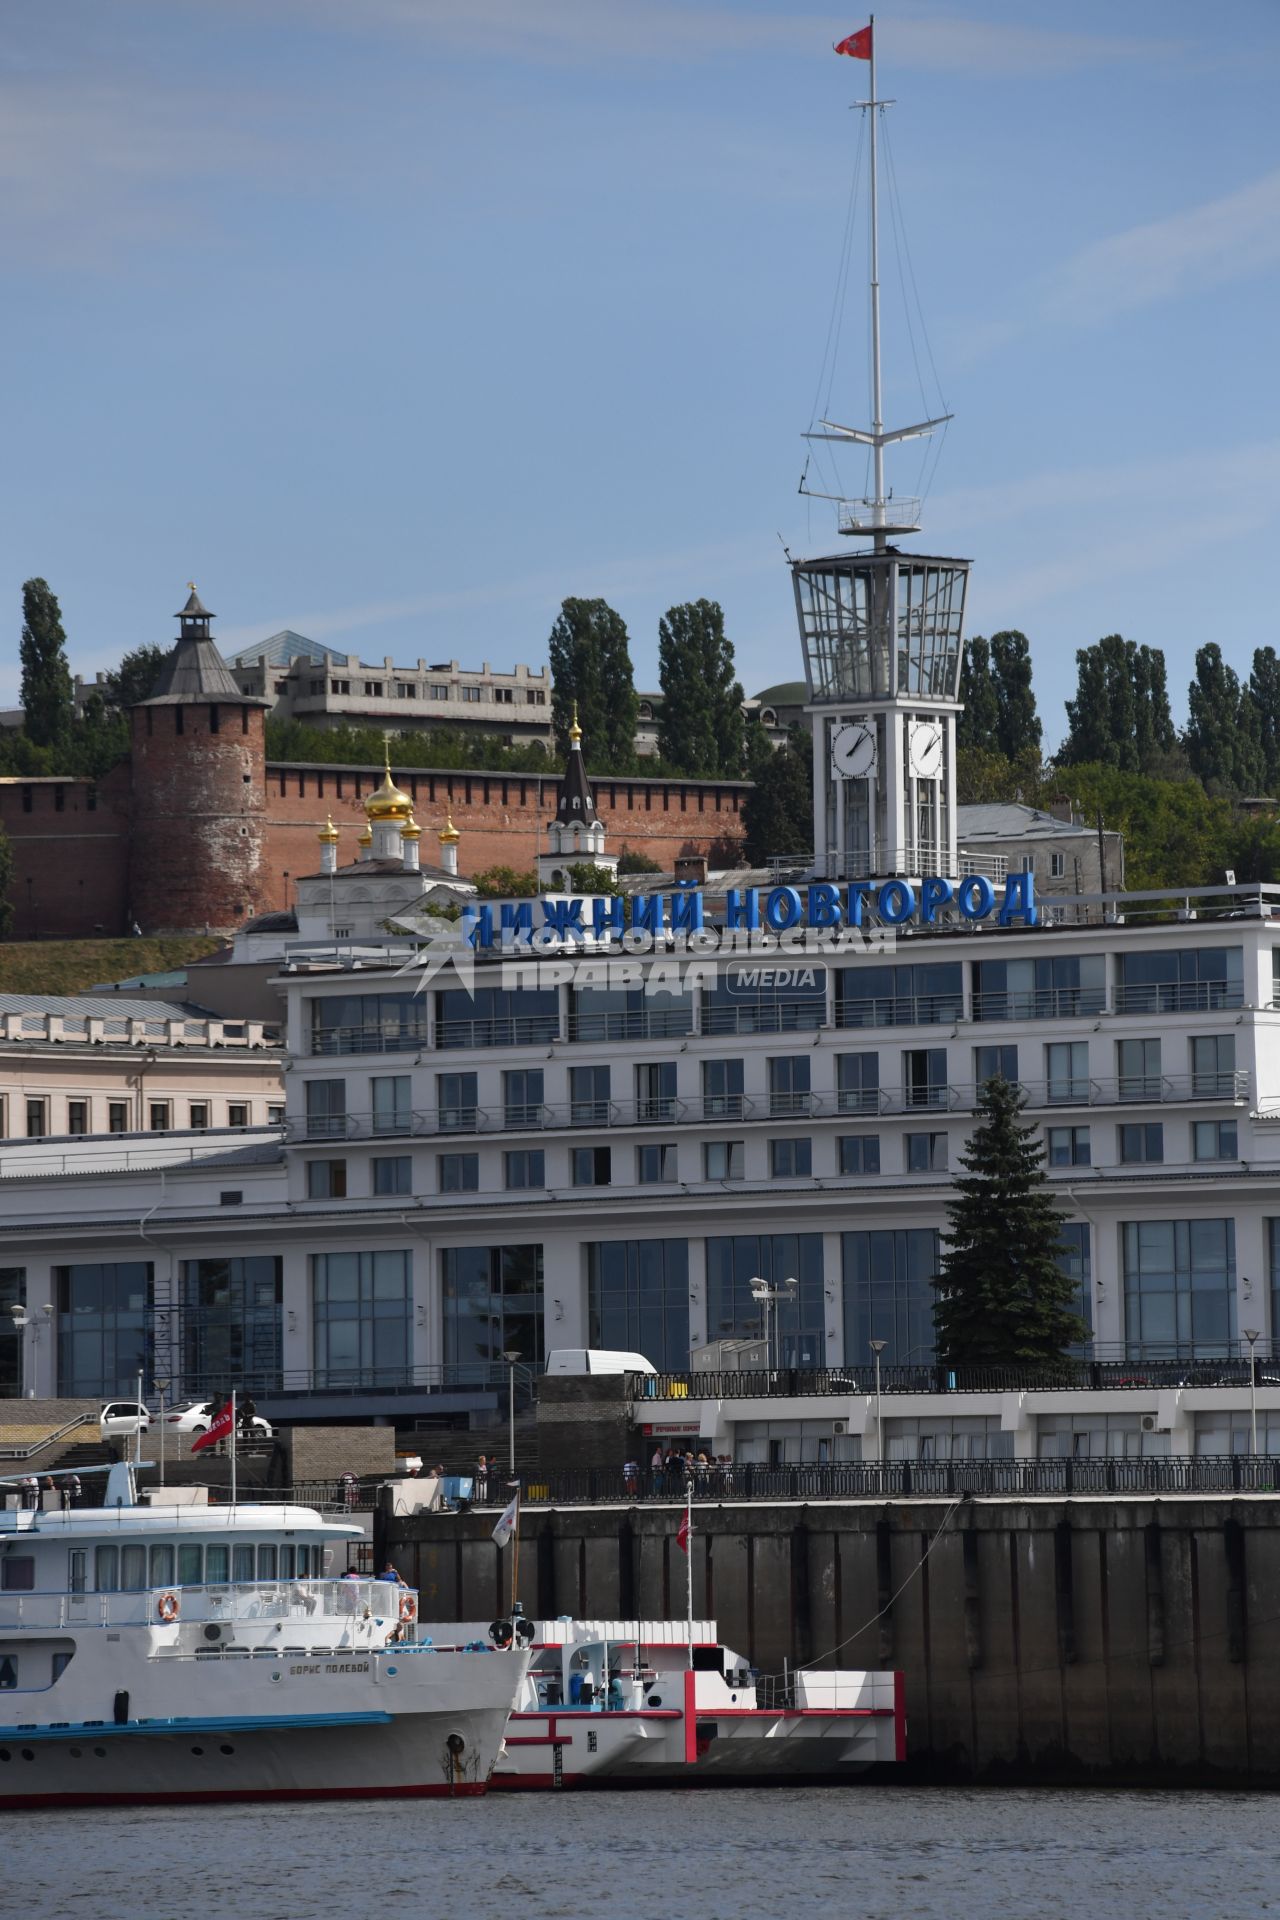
top-left (1140, 1414), bottom-right (1167, 1433)
top-left (832, 1419), bottom-right (849, 1436)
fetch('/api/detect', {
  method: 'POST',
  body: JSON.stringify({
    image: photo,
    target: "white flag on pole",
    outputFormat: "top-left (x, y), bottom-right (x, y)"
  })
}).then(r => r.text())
top-left (492, 1494), bottom-right (519, 1548)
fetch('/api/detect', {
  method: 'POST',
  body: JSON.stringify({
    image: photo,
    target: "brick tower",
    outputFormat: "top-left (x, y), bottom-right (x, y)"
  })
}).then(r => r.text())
top-left (128, 587), bottom-right (272, 935)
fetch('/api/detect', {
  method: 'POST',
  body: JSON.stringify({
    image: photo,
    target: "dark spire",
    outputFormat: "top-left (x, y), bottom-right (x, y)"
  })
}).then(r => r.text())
top-left (554, 700), bottom-right (598, 827)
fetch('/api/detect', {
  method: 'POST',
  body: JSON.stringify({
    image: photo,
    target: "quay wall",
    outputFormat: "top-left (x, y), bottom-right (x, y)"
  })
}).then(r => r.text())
top-left (388, 1494), bottom-right (1280, 1788)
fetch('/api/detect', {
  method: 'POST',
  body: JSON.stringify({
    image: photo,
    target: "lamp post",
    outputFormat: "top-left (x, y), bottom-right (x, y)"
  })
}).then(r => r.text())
top-left (749, 1277), bottom-right (798, 1371)
top-left (869, 1339), bottom-right (887, 1464)
top-left (9, 1302), bottom-right (53, 1398)
top-left (1244, 1328), bottom-right (1261, 1458)
top-left (502, 1348), bottom-right (522, 1482)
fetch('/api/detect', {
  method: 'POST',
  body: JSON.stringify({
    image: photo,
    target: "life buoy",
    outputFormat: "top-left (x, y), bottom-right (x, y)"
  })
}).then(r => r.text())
top-left (399, 1593), bottom-right (417, 1623)
top-left (157, 1591), bottom-right (180, 1622)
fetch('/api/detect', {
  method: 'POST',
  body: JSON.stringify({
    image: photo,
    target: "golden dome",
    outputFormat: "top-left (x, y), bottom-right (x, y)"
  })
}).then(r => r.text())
top-left (365, 746), bottom-right (413, 822)
top-left (358, 823), bottom-right (373, 847)
top-left (318, 814), bottom-right (340, 844)
top-left (438, 810), bottom-right (461, 846)
top-left (401, 815), bottom-right (422, 841)
top-left (568, 699), bottom-right (582, 746)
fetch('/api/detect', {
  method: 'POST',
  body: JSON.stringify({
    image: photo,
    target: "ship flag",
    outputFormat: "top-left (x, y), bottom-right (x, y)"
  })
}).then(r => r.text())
top-left (677, 1509), bottom-right (691, 1555)
top-left (492, 1493), bottom-right (520, 1548)
top-left (191, 1397), bottom-right (236, 1454)
top-left (834, 22), bottom-right (872, 59)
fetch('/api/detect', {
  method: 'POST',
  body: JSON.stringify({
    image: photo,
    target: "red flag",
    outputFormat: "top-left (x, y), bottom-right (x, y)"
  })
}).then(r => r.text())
top-left (192, 1400), bottom-right (235, 1454)
top-left (677, 1512), bottom-right (691, 1555)
top-left (834, 24), bottom-right (872, 59)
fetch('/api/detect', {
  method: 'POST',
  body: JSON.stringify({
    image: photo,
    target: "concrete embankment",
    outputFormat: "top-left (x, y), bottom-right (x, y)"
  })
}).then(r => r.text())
top-left (386, 1494), bottom-right (1280, 1787)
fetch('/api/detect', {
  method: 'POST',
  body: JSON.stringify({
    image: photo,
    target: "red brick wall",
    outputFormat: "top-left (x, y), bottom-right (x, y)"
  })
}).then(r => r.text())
top-left (130, 703), bottom-right (270, 935)
top-left (0, 767), bottom-right (132, 940)
top-left (256, 763), bottom-right (749, 911)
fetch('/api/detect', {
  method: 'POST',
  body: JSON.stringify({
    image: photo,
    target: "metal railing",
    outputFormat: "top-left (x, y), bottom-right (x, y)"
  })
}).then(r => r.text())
top-left (1113, 982), bottom-right (1245, 1015)
top-left (567, 1009), bottom-right (695, 1043)
top-left (971, 988), bottom-right (1106, 1023)
top-left (435, 1014), bottom-right (560, 1050)
top-left (310, 1025), bottom-right (427, 1057)
top-left (0, 1414), bottom-right (97, 1460)
top-left (629, 1353), bottom-right (1280, 1401)
top-left (0, 1578), bottom-right (403, 1632)
top-left (702, 1002), bottom-right (826, 1037)
top-left (834, 992), bottom-right (964, 1029)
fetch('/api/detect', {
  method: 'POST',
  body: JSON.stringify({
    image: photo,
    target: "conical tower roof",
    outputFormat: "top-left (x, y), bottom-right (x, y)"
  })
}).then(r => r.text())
top-left (134, 583), bottom-right (270, 707)
top-left (554, 701), bottom-right (598, 827)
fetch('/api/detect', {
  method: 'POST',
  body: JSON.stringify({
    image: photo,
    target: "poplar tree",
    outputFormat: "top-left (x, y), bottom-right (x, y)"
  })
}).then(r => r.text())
top-left (1244, 646), bottom-right (1280, 794)
top-left (989, 630), bottom-right (1041, 760)
top-left (657, 599), bottom-right (745, 777)
top-left (20, 578), bottom-right (74, 749)
top-left (741, 735), bottom-right (813, 863)
top-left (932, 1078), bottom-right (1085, 1372)
top-left (547, 598), bottom-right (639, 772)
top-left (1186, 643), bottom-right (1264, 793)
top-left (957, 637), bottom-right (1000, 754)
top-left (1061, 636), bottom-right (1176, 773)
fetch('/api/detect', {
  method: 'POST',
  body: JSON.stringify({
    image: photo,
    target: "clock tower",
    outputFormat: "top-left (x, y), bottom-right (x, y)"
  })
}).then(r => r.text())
top-left (790, 22), bottom-right (969, 884)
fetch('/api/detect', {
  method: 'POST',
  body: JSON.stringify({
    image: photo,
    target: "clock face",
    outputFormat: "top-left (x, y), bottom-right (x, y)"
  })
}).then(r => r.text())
top-left (909, 721), bottom-right (943, 780)
top-left (832, 723), bottom-right (877, 779)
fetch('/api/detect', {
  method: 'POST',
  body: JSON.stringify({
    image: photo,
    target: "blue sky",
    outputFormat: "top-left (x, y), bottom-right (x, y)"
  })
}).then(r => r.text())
top-left (2, 0), bottom-right (1277, 750)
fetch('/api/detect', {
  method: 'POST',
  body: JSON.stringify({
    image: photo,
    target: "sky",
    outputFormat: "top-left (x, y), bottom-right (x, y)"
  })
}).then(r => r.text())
top-left (1, 0), bottom-right (1278, 750)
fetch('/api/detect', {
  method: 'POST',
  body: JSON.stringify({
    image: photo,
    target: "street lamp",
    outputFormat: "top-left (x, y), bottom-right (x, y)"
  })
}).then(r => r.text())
top-left (10, 1303), bottom-right (53, 1398)
top-left (1244, 1328), bottom-right (1261, 1457)
top-left (502, 1348), bottom-right (522, 1483)
top-left (749, 1277), bottom-right (797, 1371)
top-left (868, 1339), bottom-right (887, 1463)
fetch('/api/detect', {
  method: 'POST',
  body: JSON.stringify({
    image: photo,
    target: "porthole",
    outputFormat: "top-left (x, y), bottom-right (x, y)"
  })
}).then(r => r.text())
top-left (21, 1749), bottom-right (34, 1761)
top-left (191, 1745), bottom-right (204, 1756)
top-left (0, 1750), bottom-right (10, 1762)
top-left (70, 1747), bottom-right (82, 1758)
top-left (93, 1747), bottom-right (106, 1757)
top-left (219, 1743), bottom-right (234, 1755)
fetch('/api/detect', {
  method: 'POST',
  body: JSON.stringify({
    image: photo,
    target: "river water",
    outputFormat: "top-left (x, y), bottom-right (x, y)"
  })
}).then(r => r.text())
top-left (6, 1787), bottom-right (1276, 1920)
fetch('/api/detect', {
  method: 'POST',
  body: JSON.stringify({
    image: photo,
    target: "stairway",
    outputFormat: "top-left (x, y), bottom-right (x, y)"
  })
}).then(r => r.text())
top-left (397, 1413), bottom-right (541, 1483)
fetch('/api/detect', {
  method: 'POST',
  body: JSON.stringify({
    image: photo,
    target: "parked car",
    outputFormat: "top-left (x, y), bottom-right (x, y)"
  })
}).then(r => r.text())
top-left (99, 1400), bottom-right (152, 1439)
top-left (163, 1399), bottom-right (275, 1439)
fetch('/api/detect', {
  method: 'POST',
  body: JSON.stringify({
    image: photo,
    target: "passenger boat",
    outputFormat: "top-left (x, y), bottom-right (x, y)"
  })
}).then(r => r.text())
top-left (434, 1613), bottom-right (904, 1788)
top-left (0, 1464), bottom-right (529, 1809)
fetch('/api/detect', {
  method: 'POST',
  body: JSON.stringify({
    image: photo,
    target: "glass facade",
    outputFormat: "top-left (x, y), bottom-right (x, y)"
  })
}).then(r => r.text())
top-left (587, 1239), bottom-right (689, 1370)
top-left (792, 554), bottom-right (966, 703)
top-left (56, 1262), bottom-right (153, 1397)
top-left (1116, 946), bottom-right (1242, 1014)
top-left (570, 983), bottom-right (693, 1043)
top-left (1058, 1223), bottom-right (1092, 1345)
top-left (441, 1244), bottom-right (544, 1369)
top-left (1038, 1414), bottom-right (1166, 1459)
top-left (704, 967), bottom-right (826, 1036)
top-left (312, 1249), bottom-right (411, 1386)
top-left (437, 983), bottom-right (558, 1048)
top-left (707, 1234), bottom-right (825, 1366)
top-left (842, 1228), bottom-right (940, 1367)
top-left (0, 1269), bottom-right (22, 1398)
top-left (884, 1415), bottom-right (1011, 1461)
top-left (309, 991), bottom-right (426, 1055)
top-left (972, 954), bottom-right (1105, 1022)
top-left (180, 1257), bottom-right (282, 1395)
top-left (835, 962), bottom-right (963, 1028)
top-left (1122, 1219), bottom-right (1236, 1357)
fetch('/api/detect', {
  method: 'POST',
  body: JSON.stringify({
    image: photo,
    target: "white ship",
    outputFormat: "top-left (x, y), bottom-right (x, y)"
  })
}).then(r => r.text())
top-left (0, 1464), bottom-right (529, 1809)
top-left (436, 1614), bottom-right (903, 1789)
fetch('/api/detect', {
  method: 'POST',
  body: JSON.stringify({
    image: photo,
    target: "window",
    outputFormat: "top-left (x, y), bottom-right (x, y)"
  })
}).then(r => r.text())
top-left (219, 1191), bottom-right (243, 1206)
top-left (67, 1100), bottom-right (88, 1137)
top-left (108, 1101), bottom-right (128, 1134)
top-left (884, 1415), bottom-right (1012, 1462)
top-left (462, 685), bottom-right (482, 702)
top-left (95, 1545), bottom-right (119, 1591)
top-left (308, 1159), bottom-right (347, 1199)
top-left (494, 686), bottom-right (514, 704)
top-left (55, 1261), bottom-right (152, 1397)
top-left (637, 1143), bottom-right (676, 1184)
top-left (438, 1152), bottom-right (479, 1192)
top-left (704, 1141), bottom-right (744, 1180)
top-left (227, 1104), bottom-right (249, 1129)
top-left (189, 1102), bottom-right (209, 1131)
top-left (397, 682), bottom-right (417, 698)
top-left (570, 1065), bottom-right (610, 1126)
top-left (437, 1071), bottom-right (478, 1132)
top-left (842, 1227), bottom-right (939, 1365)
top-left (708, 1233), bottom-right (825, 1365)
top-left (974, 1044), bottom-right (1017, 1087)
top-left (0, 1270), bottom-right (23, 1399)
top-left (310, 991), bottom-right (427, 1056)
top-left (587, 1240), bottom-right (689, 1371)
top-left (769, 1055), bottom-right (812, 1118)
top-left (430, 683), bottom-right (449, 700)
top-left (702, 1058), bottom-right (744, 1119)
top-left (1117, 946), bottom-right (1243, 1014)
top-left (905, 1132), bottom-right (947, 1173)
top-left (438, 982), bottom-right (558, 1048)
top-left (1, 1558), bottom-right (34, 1593)
top-left (836, 1052), bottom-right (879, 1115)
top-left (1190, 1034), bottom-right (1235, 1098)
top-left (1045, 1042), bottom-right (1089, 1103)
top-left (312, 1249), bottom-right (411, 1386)
top-left (442, 1243), bottom-right (544, 1368)
top-left (635, 1061), bottom-right (677, 1123)
top-left (1193, 1120), bottom-right (1237, 1161)
top-left (571, 982), bottom-right (693, 1043)
top-left (148, 1101), bottom-right (171, 1132)
top-left (373, 1155), bottom-right (413, 1195)
top-left (503, 1069), bottom-right (544, 1128)
top-left (903, 1047), bottom-right (948, 1111)
top-left (305, 1079), bottom-right (347, 1141)
top-left (26, 1098), bottom-right (47, 1140)
top-left (770, 1137), bottom-right (812, 1177)
top-left (0, 1095), bottom-right (6, 1137)
top-left (835, 960), bottom-right (962, 1028)
top-left (504, 1149), bottom-right (545, 1190)
top-left (972, 953), bottom-right (1105, 1023)
top-left (1122, 1219), bottom-right (1236, 1357)
top-left (363, 680), bottom-right (383, 697)
top-left (1037, 1414), bottom-right (1164, 1460)
top-left (839, 1135), bottom-right (881, 1175)
top-left (371, 1075), bottom-right (411, 1136)
top-left (1049, 852), bottom-right (1066, 879)
top-left (181, 1256), bottom-right (281, 1392)
top-left (333, 678), bottom-right (350, 695)
top-left (1047, 1126), bottom-right (1090, 1167)
top-left (1059, 1222), bottom-right (1093, 1346)
top-left (1119, 1122), bottom-right (1163, 1165)
top-left (572, 1146), bottom-right (611, 1187)
top-left (268, 1105), bottom-right (285, 1125)
top-left (707, 965), bottom-right (828, 1035)
top-left (1117, 1037), bottom-right (1161, 1102)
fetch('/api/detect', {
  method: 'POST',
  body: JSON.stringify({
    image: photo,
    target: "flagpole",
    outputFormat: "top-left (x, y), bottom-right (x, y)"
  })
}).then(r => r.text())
top-left (510, 1487), bottom-right (521, 1619)
top-left (866, 13), bottom-right (885, 552)
top-left (230, 1388), bottom-right (237, 1510)
top-left (685, 1477), bottom-right (693, 1670)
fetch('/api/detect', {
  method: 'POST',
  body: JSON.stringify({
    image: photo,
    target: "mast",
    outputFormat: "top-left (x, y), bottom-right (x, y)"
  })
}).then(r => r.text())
top-left (867, 15), bottom-right (885, 552)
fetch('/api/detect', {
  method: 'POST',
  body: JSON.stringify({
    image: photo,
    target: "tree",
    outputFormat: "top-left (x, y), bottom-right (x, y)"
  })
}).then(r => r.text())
top-left (989, 631), bottom-right (1040, 760)
top-left (743, 713), bottom-right (776, 781)
top-left (473, 865), bottom-right (540, 897)
top-left (617, 846), bottom-right (663, 875)
top-left (957, 637), bottom-right (1000, 754)
top-left (932, 1078), bottom-right (1086, 1372)
top-left (20, 578), bottom-right (74, 749)
top-left (1244, 646), bottom-right (1280, 794)
top-left (547, 598), bottom-right (639, 772)
top-left (741, 734), bottom-right (813, 863)
top-left (105, 643), bottom-right (170, 710)
top-left (565, 861), bottom-right (617, 891)
top-left (1186, 643), bottom-right (1264, 793)
top-left (656, 599), bottom-right (744, 777)
top-left (1061, 636), bottom-right (1175, 773)
top-left (0, 823), bottom-right (13, 939)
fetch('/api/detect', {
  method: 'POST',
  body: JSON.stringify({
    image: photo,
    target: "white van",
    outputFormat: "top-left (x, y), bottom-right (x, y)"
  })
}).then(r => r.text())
top-left (543, 1349), bottom-right (657, 1377)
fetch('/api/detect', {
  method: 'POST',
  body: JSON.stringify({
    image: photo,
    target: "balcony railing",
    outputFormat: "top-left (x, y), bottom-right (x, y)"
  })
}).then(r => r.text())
top-left (971, 988), bottom-right (1106, 1023)
top-left (834, 992), bottom-right (964, 1029)
top-left (567, 1008), bottom-right (695, 1043)
top-left (629, 1352), bottom-right (1280, 1401)
top-left (1113, 981), bottom-right (1245, 1015)
top-left (436, 1014), bottom-right (560, 1050)
top-left (310, 1026), bottom-right (427, 1057)
top-left (702, 1002), bottom-right (826, 1036)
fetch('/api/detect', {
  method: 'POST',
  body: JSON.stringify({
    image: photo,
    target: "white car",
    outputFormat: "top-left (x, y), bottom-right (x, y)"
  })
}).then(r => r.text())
top-left (99, 1399), bottom-right (152, 1439)
top-left (163, 1399), bottom-right (275, 1440)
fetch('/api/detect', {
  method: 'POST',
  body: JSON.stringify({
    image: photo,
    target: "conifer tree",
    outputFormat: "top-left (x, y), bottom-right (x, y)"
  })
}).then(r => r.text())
top-left (932, 1078), bottom-right (1085, 1371)
top-left (20, 578), bottom-right (74, 749)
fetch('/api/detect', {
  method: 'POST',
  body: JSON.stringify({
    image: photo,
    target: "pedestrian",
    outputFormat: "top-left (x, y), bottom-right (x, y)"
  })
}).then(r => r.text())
top-left (650, 1443), bottom-right (663, 1474)
top-left (380, 1558), bottom-right (408, 1588)
top-left (21, 1475), bottom-right (39, 1510)
top-left (475, 1453), bottom-right (489, 1500)
top-left (62, 1473), bottom-right (81, 1511)
top-left (623, 1457), bottom-right (639, 1496)
top-left (340, 1470), bottom-right (359, 1510)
